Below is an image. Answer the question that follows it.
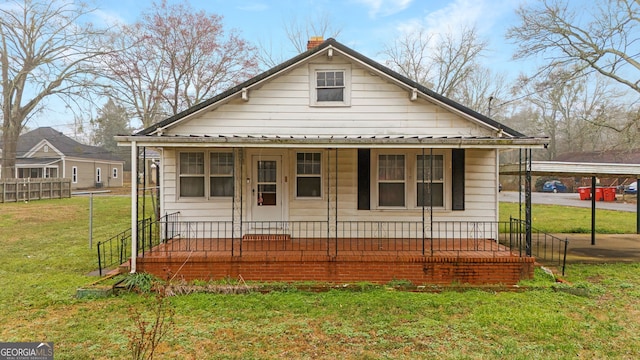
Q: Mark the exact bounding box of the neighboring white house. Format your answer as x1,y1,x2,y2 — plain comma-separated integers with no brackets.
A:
0,127,125,189
116,38,545,248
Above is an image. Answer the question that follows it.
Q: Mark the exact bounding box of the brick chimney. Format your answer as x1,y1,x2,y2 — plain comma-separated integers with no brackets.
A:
307,36,324,50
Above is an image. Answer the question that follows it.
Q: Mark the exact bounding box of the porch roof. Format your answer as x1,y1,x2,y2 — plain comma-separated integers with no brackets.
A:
15,158,60,167
116,134,547,149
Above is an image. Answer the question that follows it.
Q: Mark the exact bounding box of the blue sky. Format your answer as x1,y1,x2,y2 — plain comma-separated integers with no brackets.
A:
37,0,537,133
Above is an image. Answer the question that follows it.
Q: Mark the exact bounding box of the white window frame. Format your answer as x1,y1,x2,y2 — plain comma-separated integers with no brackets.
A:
295,152,322,199
209,152,234,198
72,166,78,184
376,153,406,208
96,167,102,183
112,167,118,179
309,64,351,107
371,150,450,210
177,150,235,200
178,151,206,198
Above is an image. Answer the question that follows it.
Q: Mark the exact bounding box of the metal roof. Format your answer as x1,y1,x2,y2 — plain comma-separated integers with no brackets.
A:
116,133,546,149
500,161,640,177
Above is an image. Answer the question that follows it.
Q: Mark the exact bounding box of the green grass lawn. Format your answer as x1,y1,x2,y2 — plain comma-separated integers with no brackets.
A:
1,197,640,359
500,202,638,234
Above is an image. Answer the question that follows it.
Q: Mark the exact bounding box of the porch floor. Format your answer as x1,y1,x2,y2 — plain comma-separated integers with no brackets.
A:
140,237,522,259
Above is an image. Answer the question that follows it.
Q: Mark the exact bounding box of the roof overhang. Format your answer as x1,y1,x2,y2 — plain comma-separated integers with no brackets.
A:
501,161,640,177
15,158,61,167
116,134,547,149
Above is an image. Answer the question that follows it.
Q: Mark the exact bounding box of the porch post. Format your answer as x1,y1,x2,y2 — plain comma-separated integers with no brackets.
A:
130,141,138,273
525,149,532,257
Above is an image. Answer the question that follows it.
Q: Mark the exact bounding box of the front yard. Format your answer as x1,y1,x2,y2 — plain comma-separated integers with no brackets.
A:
1,196,640,359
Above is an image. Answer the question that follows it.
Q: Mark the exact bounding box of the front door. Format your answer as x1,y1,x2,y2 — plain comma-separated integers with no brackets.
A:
251,155,283,222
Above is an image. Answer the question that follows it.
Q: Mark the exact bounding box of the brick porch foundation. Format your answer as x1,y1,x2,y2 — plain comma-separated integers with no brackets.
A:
137,254,535,285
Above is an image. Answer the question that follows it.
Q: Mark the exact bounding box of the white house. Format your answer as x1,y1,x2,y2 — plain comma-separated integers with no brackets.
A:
114,38,546,284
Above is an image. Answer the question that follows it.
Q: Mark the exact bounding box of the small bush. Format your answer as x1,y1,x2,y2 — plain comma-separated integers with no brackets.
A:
123,272,159,293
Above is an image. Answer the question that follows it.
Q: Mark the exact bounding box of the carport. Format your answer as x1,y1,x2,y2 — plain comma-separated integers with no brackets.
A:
500,160,640,245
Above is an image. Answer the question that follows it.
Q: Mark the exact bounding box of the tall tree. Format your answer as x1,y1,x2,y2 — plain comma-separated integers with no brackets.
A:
257,12,342,69
91,98,131,152
381,25,504,114
0,0,108,178
507,0,640,95
516,68,624,159
105,0,260,128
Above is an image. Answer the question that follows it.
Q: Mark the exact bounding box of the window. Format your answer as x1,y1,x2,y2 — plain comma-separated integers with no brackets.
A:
96,168,102,183
113,168,118,179
309,64,351,106
210,152,234,197
417,154,444,207
378,154,405,207
316,71,344,102
72,166,78,183
178,151,234,199
296,152,321,197
179,152,205,197
44,145,49,152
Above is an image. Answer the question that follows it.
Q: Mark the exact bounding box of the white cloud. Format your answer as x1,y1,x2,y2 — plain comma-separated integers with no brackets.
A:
92,9,127,27
354,0,413,18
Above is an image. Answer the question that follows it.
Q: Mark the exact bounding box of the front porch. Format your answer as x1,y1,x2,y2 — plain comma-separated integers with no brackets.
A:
100,215,544,285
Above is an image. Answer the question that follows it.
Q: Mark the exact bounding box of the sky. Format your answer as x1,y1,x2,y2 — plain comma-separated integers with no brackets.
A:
33,0,539,135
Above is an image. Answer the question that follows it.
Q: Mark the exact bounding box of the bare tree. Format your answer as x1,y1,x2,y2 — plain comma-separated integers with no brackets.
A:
507,0,640,95
1,0,109,178
105,0,260,128
257,12,342,69
381,28,434,88
284,12,343,53
381,26,489,100
517,68,625,159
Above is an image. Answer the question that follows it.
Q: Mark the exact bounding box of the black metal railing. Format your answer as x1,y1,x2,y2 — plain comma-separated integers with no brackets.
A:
96,212,179,276
502,217,568,275
97,217,569,276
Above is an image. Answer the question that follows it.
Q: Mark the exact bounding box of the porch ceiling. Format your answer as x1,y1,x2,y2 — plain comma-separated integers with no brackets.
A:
116,134,548,149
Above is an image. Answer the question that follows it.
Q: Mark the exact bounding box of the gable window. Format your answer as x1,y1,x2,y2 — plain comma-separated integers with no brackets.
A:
44,145,49,152
210,152,234,197
72,166,78,183
316,71,344,102
309,64,351,106
296,152,321,197
378,154,405,207
179,152,205,197
417,154,444,207
113,168,118,179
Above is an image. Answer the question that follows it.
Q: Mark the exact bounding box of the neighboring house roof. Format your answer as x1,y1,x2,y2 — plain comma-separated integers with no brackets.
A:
2,127,123,162
131,38,537,144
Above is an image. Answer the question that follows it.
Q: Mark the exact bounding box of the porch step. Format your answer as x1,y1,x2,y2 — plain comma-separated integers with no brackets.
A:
242,234,291,241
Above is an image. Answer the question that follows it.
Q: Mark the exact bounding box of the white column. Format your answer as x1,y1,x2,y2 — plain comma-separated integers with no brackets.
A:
130,141,138,273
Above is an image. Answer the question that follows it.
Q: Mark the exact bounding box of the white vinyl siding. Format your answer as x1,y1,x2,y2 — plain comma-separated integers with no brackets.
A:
165,55,493,138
